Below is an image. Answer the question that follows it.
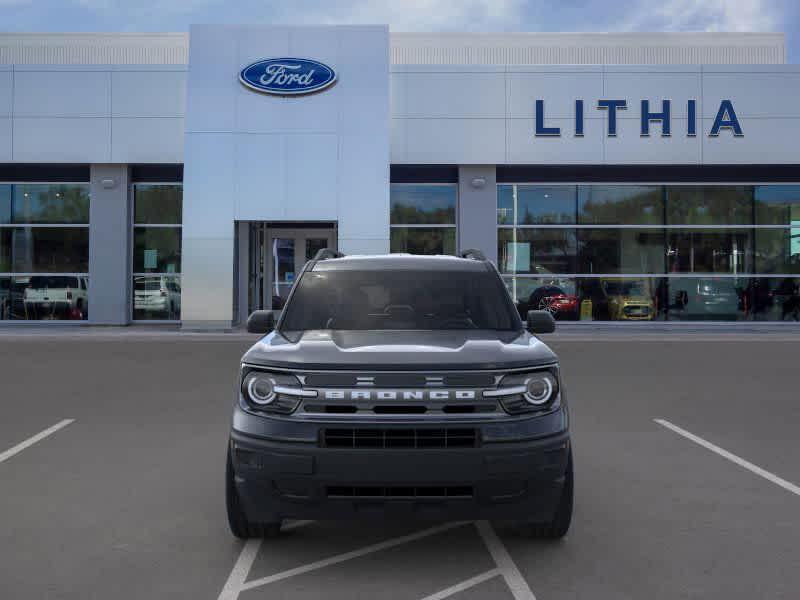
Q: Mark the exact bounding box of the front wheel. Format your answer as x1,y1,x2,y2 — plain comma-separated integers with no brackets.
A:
226,445,281,539
521,449,573,539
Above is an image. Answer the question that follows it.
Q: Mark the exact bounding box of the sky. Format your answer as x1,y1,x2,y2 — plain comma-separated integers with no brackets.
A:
0,0,797,62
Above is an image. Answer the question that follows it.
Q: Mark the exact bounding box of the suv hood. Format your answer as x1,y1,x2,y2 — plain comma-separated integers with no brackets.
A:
242,330,557,371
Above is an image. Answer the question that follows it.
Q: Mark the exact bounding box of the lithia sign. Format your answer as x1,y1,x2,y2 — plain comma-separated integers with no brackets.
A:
535,99,743,138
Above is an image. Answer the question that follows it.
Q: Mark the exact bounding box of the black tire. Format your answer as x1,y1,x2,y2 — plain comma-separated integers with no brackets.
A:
226,446,281,539
521,449,573,539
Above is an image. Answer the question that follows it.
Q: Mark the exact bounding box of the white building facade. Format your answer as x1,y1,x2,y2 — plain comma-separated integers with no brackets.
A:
0,28,798,326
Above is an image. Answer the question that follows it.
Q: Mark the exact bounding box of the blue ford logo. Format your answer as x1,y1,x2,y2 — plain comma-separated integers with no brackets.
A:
239,58,337,96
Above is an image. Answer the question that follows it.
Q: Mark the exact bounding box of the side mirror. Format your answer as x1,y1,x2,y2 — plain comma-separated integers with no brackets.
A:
527,310,556,334
246,310,281,334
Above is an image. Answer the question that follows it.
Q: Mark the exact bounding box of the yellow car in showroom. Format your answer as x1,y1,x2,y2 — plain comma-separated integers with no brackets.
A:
600,279,655,321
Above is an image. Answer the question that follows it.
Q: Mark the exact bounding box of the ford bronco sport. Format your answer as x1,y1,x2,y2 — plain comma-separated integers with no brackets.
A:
227,249,573,539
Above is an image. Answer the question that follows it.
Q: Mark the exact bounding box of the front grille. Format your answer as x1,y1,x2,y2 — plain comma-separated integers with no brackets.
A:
303,373,496,388
326,485,473,499
322,428,479,448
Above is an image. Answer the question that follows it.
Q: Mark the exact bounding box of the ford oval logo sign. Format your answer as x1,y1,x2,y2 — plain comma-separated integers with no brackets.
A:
239,58,337,96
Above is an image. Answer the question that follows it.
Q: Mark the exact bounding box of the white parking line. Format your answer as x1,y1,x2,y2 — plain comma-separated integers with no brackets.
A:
239,521,469,592
217,520,313,600
475,521,537,600
0,419,75,464
419,568,500,600
655,418,800,497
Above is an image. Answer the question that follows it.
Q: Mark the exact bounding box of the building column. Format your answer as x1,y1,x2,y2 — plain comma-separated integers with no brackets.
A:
457,166,498,264
88,164,131,325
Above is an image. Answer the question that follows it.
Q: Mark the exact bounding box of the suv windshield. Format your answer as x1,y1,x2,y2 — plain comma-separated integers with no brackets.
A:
281,269,520,332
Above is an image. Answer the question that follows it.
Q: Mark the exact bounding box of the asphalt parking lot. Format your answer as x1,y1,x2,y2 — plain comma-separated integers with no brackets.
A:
1,329,799,599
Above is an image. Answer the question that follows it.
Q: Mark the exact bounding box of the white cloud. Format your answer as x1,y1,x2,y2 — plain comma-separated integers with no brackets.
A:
622,0,780,32
282,0,524,31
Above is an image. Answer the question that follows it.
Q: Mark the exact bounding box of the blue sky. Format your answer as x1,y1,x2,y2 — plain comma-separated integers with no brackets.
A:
1,0,798,62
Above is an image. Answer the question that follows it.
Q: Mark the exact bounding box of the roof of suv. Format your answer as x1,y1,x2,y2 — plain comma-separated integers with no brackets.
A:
311,254,491,272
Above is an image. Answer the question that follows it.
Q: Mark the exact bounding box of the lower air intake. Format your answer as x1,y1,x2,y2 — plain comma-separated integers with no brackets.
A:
322,428,479,448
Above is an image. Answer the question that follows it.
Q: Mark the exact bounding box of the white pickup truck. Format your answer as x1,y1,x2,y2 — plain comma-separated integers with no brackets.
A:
23,275,88,320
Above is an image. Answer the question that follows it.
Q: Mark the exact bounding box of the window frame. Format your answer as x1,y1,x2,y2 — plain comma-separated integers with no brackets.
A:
130,182,183,323
497,182,800,322
0,181,90,323
389,182,459,256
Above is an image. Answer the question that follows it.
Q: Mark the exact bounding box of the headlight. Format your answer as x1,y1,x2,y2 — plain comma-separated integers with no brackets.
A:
489,367,560,414
524,373,556,405
244,372,276,405
240,368,313,414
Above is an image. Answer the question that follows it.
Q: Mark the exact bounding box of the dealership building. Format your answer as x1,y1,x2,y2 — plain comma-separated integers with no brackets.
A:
0,27,799,327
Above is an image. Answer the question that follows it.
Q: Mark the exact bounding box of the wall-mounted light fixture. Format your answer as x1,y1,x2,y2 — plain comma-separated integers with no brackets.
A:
470,177,487,189
101,178,116,189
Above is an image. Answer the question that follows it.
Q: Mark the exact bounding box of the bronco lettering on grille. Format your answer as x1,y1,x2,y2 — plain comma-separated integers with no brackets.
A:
322,390,477,401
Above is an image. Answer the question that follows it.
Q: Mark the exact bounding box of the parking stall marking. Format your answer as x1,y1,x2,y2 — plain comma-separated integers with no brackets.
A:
217,520,314,600
238,521,468,593
419,568,501,600
0,419,75,465
655,419,800,497
475,521,537,600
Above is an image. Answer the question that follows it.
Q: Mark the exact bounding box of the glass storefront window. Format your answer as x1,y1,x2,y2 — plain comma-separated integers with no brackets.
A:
0,183,90,321
755,228,800,274
390,227,456,255
666,277,747,321
498,228,577,274
516,185,576,225
0,183,89,321
666,229,753,274
1,228,90,273
1,184,90,225
754,185,800,225
666,186,752,225
390,184,456,255
133,228,181,273
578,185,663,225
133,185,182,225
133,275,181,320
745,277,800,321
132,184,182,320
391,184,456,225
578,229,665,274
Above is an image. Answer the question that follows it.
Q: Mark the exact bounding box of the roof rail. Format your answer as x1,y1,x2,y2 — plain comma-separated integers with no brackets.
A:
313,248,345,261
459,248,487,261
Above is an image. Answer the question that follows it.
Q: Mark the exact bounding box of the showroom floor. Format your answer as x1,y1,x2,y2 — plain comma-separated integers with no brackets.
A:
0,332,798,599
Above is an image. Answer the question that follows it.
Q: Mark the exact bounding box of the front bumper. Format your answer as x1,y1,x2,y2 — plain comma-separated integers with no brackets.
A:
230,408,570,522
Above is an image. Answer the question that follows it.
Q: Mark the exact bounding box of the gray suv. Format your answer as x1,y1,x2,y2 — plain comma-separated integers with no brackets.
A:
227,250,572,539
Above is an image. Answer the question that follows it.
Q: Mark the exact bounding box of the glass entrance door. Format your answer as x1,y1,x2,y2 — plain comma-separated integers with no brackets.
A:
251,227,335,312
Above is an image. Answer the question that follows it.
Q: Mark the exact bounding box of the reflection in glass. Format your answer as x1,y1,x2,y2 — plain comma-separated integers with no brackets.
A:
133,227,181,273
755,228,800,274
754,185,800,225
504,277,579,321
666,229,752,274
516,185,576,225
578,229,665,274
390,227,456,255
1,228,90,273
578,277,664,321
578,185,662,225
0,275,89,321
2,184,90,224
273,238,295,284
667,277,746,321
497,229,577,274
390,184,456,225
305,238,328,261
747,277,800,321
133,275,181,320
134,185,183,225
666,186,752,225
